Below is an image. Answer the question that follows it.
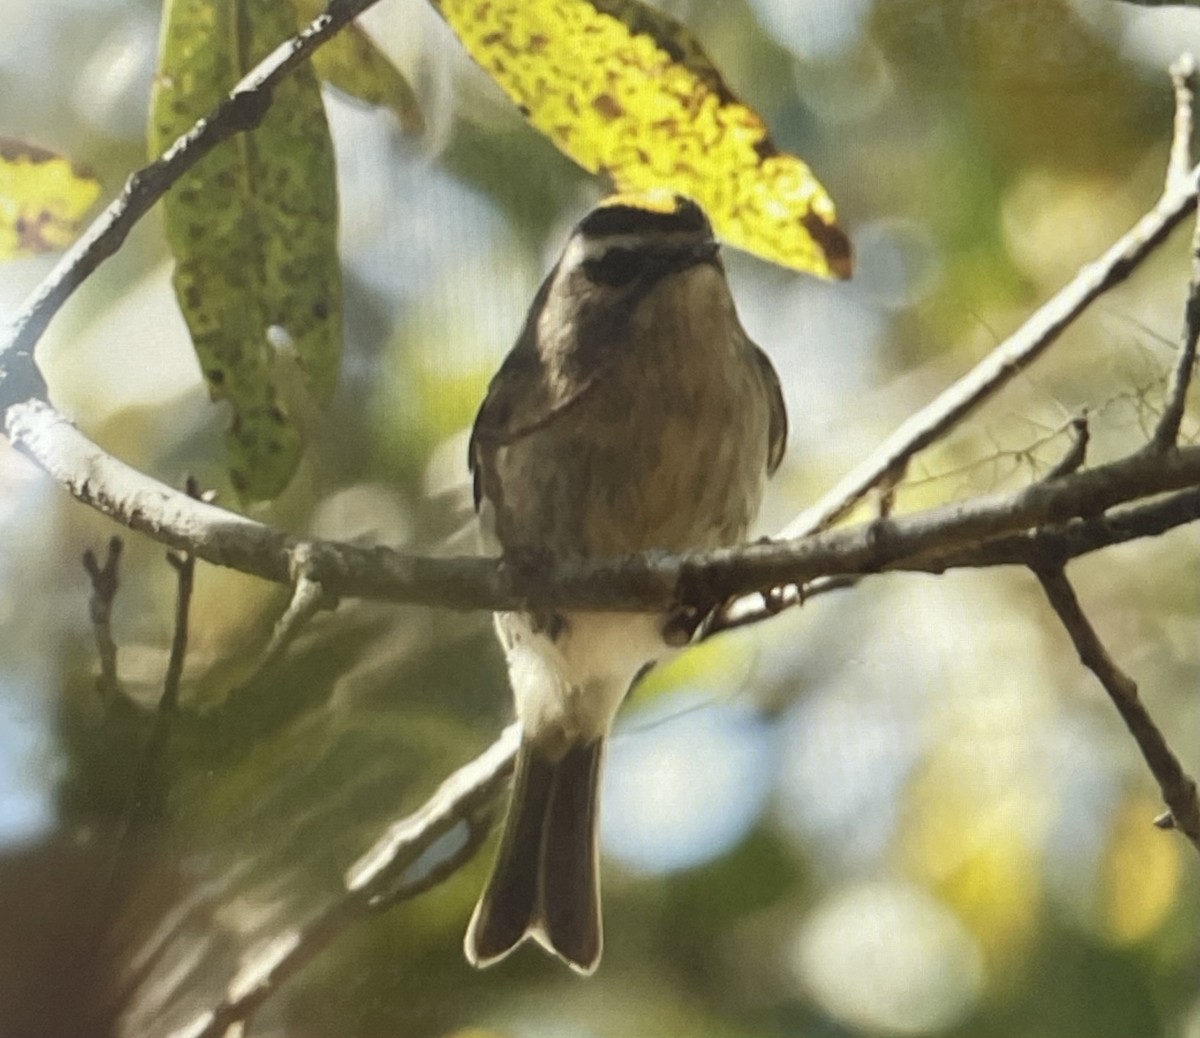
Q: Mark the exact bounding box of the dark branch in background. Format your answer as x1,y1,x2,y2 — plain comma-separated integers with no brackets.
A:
89,492,199,982
176,726,520,1038
82,535,124,705
109,482,199,848
1034,566,1200,853
156,477,200,742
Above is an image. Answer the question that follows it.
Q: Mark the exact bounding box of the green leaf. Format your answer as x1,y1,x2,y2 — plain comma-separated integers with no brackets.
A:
0,138,101,259
292,0,423,134
150,0,342,501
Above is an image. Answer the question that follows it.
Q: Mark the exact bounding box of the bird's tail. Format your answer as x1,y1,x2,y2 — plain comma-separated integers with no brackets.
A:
464,737,604,974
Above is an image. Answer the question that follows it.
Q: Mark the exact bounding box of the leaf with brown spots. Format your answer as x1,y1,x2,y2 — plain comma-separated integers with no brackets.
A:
150,0,342,501
0,139,101,259
429,0,851,277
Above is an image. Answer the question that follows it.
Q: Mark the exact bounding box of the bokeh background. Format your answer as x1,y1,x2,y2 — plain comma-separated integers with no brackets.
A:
1,0,1198,1035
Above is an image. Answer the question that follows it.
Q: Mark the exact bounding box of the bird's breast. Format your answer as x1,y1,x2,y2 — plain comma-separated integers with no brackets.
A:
487,273,773,559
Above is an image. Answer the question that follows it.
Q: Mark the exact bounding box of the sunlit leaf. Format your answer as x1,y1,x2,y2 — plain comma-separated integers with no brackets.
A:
0,138,101,259
431,0,852,277
292,0,423,133
150,0,342,501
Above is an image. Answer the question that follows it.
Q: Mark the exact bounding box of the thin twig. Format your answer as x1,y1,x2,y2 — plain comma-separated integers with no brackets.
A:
82,535,124,704
1168,54,1196,191
1153,120,1200,450
156,477,200,737
778,66,1200,541
259,545,334,671
88,488,200,983
1034,565,1200,854
1043,415,1090,481
113,481,199,837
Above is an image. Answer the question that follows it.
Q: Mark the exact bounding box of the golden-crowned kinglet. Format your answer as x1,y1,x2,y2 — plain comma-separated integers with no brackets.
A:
464,194,787,974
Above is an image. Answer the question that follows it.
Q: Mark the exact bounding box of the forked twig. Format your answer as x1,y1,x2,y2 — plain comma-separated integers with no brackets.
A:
82,535,124,703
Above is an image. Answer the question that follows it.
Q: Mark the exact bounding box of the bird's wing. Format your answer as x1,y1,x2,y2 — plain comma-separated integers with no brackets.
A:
752,344,789,475
468,270,600,511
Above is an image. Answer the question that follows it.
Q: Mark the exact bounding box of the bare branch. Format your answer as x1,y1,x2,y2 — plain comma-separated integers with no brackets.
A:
708,485,1200,631
1043,415,1090,481
913,485,1200,570
174,725,520,1038
157,476,201,725
256,544,335,677
1153,133,1200,450
7,396,1200,612
1168,54,1196,191
82,535,124,704
1034,566,1200,854
779,157,1200,540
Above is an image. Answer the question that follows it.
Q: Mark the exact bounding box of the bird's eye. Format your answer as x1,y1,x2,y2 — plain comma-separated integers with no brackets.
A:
584,247,645,287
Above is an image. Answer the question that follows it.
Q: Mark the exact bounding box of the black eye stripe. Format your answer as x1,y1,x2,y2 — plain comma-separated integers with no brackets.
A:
583,247,645,286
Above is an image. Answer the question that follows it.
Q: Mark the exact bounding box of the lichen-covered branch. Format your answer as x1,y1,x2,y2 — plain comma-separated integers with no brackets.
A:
8,395,1200,613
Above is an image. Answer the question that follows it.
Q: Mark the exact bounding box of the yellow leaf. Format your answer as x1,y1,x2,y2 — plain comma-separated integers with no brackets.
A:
431,0,852,278
0,138,101,260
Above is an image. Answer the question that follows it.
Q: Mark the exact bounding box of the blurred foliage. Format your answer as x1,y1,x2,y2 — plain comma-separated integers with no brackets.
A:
0,1,1198,1037
293,0,425,134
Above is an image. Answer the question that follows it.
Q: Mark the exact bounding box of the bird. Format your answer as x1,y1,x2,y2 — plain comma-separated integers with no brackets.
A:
463,192,787,975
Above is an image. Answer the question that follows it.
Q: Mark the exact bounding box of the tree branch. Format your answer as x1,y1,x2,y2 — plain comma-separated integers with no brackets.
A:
779,158,1200,539
1153,63,1200,450
6,397,1199,611
82,535,124,705
709,486,1200,631
174,725,520,1038
1034,566,1200,854
1167,54,1197,191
